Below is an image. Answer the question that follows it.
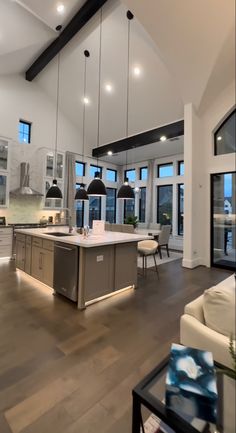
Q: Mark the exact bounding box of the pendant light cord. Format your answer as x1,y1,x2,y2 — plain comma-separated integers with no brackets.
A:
97,7,103,168
125,12,132,173
54,46,61,179
82,53,88,164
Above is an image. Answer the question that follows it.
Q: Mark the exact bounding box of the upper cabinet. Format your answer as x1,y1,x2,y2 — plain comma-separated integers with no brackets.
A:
0,138,9,207
43,151,65,209
0,139,9,171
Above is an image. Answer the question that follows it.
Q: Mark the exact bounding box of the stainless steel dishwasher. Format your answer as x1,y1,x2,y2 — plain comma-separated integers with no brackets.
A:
53,242,79,301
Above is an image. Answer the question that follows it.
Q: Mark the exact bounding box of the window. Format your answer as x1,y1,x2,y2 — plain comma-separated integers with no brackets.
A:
0,175,7,206
157,185,173,227
76,161,85,177
140,167,148,181
214,110,236,155
139,187,146,222
18,120,31,143
158,163,173,178
178,184,184,235
178,161,184,176
106,188,116,223
125,169,136,182
75,184,85,227
106,168,117,182
124,195,135,222
89,196,101,228
90,164,102,178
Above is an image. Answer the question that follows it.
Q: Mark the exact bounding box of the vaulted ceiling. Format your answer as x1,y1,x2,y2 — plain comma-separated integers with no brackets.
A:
0,0,234,158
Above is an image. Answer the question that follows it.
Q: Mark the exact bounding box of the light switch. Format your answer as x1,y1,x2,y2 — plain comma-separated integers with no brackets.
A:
97,255,104,262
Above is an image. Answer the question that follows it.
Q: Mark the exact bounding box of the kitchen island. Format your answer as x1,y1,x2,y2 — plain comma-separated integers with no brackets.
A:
15,226,150,309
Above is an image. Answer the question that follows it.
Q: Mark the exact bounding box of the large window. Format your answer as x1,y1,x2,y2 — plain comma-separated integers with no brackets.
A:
178,184,184,235
75,184,84,228
125,169,136,182
157,185,173,227
158,163,173,178
106,169,117,182
90,164,102,178
214,110,236,155
178,161,184,176
211,172,236,270
106,188,116,223
140,167,148,181
139,187,146,222
89,196,101,228
124,196,135,222
76,161,85,177
18,120,31,144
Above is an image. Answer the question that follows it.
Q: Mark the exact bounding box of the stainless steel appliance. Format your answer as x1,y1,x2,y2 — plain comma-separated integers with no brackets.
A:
53,242,79,302
10,162,43,197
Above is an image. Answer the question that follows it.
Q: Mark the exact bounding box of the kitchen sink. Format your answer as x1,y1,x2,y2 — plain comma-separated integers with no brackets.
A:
43,232,74,237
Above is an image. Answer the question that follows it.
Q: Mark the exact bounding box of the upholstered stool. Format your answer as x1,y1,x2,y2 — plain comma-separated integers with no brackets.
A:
137,240,159,277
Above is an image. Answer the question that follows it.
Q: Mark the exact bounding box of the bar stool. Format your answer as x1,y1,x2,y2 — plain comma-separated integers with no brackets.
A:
137,240,159,278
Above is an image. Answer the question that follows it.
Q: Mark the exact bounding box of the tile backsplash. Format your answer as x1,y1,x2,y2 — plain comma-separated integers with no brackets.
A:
0,196,58,224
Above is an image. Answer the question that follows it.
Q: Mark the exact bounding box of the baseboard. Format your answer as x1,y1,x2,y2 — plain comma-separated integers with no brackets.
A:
182,257,204,268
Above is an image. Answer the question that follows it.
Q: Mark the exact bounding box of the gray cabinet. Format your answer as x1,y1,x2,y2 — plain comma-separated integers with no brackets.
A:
15,234,26,271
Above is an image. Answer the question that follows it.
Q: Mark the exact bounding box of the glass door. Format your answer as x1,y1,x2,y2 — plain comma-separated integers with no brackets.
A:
211,172,236,270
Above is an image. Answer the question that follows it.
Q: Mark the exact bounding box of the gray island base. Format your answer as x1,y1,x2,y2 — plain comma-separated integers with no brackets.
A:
15,227,150,309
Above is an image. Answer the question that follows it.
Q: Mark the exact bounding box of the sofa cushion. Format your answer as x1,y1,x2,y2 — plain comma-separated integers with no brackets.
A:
203,275,235,338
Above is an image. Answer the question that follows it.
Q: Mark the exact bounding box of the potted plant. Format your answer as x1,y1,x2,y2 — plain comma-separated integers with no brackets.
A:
218,335,236,380
124,215,139,228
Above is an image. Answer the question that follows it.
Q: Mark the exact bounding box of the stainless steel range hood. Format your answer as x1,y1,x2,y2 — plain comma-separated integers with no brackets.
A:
10,162,43,197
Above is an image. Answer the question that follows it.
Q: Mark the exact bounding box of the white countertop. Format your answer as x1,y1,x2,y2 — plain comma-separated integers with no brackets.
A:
15,226,151,248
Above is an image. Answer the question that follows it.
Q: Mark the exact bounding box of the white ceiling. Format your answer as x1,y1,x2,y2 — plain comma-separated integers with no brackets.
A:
122,0,235,111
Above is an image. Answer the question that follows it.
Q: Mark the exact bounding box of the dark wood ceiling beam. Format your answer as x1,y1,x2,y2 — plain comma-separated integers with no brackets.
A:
92,120,184,158
25,0,108,81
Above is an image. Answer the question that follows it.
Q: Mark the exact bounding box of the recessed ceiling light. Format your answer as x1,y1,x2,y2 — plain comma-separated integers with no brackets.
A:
57,4,65,13
105,83,113,93
133,66,141,76
107,150,113,156
160,136,167,142
83,97,89,105
217,136,222,141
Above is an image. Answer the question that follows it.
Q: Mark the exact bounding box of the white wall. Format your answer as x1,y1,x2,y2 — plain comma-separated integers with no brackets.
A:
183,81,235,268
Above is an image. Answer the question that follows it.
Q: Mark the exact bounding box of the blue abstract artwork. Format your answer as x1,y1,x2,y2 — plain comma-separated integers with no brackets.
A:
166,344,218,423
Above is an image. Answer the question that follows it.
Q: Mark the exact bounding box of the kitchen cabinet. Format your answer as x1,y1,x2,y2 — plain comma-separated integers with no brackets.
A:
16,234,25,270
0,227,13,258
44,151,64,210
31,237,54,286
25,236,32,274
0,138,9,208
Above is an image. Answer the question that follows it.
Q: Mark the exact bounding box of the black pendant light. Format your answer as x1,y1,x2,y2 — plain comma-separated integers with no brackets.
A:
87,8,107,197
75,50,89,201
117,11,134,200
46,25,63,200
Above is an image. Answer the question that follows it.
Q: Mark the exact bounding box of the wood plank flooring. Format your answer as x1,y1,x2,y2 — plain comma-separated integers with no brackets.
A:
0,258,230,433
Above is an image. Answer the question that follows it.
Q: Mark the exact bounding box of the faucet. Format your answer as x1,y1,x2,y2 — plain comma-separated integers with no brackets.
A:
60,208,73,233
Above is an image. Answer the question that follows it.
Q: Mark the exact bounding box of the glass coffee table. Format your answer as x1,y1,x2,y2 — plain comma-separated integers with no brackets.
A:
132,356,235,433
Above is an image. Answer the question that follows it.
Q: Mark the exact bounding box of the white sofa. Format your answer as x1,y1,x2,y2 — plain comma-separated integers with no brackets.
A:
180,274,235,369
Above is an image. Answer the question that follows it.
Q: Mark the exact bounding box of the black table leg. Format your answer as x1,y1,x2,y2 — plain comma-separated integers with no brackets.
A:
132,393,142,433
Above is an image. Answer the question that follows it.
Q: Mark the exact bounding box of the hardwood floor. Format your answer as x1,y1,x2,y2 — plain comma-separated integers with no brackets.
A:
0,258,230,433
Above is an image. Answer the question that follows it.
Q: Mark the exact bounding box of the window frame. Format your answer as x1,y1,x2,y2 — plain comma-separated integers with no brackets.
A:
124,168,136,182
156,184,173,226
157,163,174,178
123,194,135,222
139,166,148,181
106,187,117,223
178,161,184,176
89,196,102,228
18,119,32,144
106,168,117,182
75,183,85,227
75,161,86,177
177,183,184,236
89,164,103,178
214,109,236,156
139,187,146,223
